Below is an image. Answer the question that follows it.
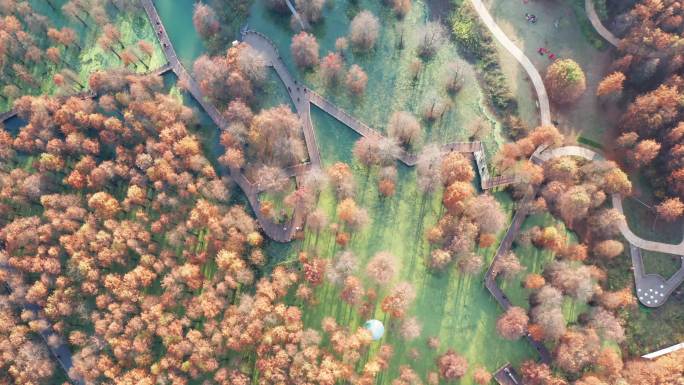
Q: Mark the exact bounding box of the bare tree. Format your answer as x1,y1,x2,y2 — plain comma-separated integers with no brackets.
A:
349,10,380,51
387,111,421,147
417,22,446,58
291,32,319,68
295,0,325,24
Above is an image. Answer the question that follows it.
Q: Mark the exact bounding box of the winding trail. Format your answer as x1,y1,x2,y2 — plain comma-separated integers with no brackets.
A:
242,30,507,191
142,0,305,243
469,0,551,127
585,0,620,47
535,147,684,307
469,0,684,309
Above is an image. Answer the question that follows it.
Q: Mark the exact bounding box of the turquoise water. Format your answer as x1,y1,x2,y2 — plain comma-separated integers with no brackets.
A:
156,0,207,67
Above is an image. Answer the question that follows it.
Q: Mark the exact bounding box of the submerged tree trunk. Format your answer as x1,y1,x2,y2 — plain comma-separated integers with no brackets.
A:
73,13,88,28
131,50,149,70
109,47,121,60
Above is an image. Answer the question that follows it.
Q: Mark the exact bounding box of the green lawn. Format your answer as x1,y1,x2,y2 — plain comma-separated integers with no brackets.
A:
621,197,683,245
246,0,507,154
642,250,682,280
267,108,537,383
487,0,616,143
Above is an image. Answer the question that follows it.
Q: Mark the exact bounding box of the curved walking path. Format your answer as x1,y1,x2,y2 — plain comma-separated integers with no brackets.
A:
612,194,684,255
469,0,551,127
142,0,306,243
242,30,505,190
629,244,684,308
585,0,620,47
537,146,684,306
469,0,684,308
485,146,552,363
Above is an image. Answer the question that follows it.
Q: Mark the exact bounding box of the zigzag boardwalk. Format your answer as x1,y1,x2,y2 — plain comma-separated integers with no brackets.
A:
142,1,305,243
242,30,321,167
483,186,552,364
308,89,483,166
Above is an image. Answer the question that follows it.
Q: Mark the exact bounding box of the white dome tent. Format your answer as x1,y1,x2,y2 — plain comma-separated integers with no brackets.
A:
363,319,384,341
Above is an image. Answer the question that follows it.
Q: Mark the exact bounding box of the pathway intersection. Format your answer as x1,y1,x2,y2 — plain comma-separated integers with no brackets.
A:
469,0,684,309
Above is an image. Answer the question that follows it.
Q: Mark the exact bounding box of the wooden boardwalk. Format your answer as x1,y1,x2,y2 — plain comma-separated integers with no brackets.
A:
493,363,524,385
484,182,552,364
142,0,306,243
242,30,321,167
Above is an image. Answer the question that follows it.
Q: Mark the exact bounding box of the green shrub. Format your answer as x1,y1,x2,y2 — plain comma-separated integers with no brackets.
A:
450,2,516,114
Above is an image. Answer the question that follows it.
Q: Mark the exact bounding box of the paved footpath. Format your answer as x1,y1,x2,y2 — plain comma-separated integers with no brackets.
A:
629,244,684,307
469,0,684,308
469,0,551,127
585,0,620,47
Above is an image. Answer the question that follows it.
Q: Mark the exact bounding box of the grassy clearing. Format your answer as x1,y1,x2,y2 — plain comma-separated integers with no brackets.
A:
621,197,683,245
246,0,507,154
155,0,208,67
564,0,608,50
641,250,682,280
487,0,615,143
266,108,537,383
624,297,684,356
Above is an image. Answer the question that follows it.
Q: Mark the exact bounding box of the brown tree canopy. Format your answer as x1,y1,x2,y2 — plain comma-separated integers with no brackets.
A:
436,349,468,380
656,197,684,222
496,306,529,340
291,31,319,68
596,71,625,97
247,104,306,166
387,110,421,147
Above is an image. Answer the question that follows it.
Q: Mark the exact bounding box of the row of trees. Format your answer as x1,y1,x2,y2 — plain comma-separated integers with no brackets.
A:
488,126,682,383
597,0,684,205
1,0,156,109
